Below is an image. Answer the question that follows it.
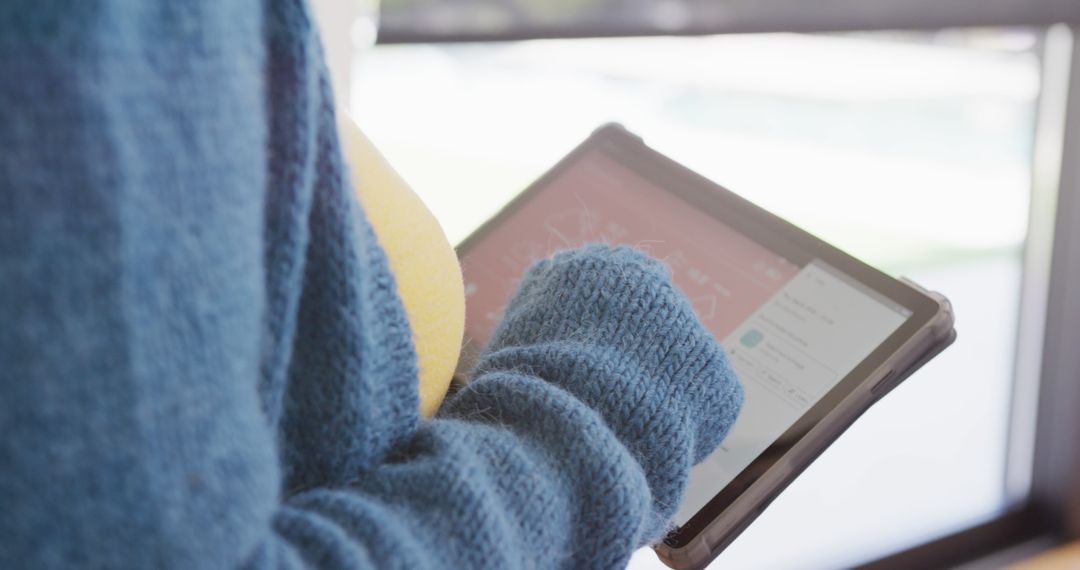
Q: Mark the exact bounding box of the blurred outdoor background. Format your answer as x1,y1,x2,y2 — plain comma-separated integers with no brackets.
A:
312,1,1076,568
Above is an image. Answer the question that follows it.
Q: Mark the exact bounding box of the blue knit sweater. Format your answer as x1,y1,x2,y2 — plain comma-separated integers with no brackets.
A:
0,2,743,569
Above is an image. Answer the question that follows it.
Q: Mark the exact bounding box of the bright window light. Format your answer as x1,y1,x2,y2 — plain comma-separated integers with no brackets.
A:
351,30,1039,568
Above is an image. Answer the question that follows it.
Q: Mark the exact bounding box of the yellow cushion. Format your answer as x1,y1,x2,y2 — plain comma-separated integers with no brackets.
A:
338,114,464,417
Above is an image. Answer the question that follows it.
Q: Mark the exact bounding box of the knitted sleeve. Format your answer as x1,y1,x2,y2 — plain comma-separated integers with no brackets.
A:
261,246,743,570
0,2,742,569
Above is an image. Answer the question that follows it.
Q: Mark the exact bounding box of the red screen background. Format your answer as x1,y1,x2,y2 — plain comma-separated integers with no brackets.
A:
460,152,801,345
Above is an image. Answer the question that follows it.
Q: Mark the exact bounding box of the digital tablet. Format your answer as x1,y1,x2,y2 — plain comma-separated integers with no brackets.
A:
454,124,956,570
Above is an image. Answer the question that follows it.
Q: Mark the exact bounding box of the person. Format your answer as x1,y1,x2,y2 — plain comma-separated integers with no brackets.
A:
0,2,743,569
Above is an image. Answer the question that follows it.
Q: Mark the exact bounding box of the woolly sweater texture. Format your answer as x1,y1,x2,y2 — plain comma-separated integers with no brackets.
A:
0,2,743,569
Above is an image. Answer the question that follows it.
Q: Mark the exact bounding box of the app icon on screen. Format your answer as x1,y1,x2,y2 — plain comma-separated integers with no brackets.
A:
740,329,764,348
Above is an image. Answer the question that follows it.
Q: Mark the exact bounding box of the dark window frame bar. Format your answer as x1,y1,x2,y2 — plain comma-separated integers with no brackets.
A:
376,1,1080,44
376,21,1033,45
1030,23,1080,542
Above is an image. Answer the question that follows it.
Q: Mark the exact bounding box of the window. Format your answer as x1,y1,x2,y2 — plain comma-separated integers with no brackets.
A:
312,0,1080,566
347,30,1041,568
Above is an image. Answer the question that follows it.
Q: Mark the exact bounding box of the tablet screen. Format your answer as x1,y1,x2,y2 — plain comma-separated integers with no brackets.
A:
459,146,913,529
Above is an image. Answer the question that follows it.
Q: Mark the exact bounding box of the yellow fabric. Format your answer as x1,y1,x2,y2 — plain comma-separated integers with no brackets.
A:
339,114,464,417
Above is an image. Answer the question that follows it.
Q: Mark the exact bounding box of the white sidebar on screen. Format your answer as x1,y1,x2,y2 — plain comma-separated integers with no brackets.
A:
675,261,911,525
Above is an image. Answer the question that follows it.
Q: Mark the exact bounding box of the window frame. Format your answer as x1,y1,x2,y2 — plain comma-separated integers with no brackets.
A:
1029,23,1080,544
375,0,1080,44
